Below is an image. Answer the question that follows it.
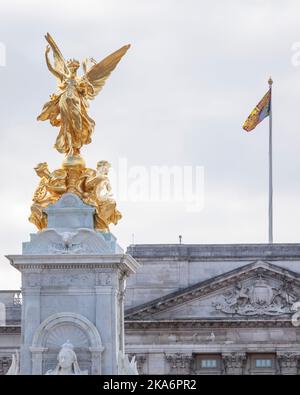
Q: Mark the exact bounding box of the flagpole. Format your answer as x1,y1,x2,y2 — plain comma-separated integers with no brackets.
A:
268,77,273,243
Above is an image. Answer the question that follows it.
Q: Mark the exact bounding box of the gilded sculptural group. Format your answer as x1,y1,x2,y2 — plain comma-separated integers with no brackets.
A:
30,33,128,232
29,160,121,232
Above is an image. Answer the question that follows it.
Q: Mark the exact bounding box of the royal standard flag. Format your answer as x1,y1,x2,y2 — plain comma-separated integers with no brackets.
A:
243,89,271,132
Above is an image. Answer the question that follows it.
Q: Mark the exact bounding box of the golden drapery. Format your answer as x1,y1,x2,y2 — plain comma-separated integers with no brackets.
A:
37,78,95,155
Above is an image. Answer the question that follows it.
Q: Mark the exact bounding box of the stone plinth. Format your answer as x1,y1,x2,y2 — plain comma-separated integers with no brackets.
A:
44,193,95,231
23,194,123,255
6,193,140,374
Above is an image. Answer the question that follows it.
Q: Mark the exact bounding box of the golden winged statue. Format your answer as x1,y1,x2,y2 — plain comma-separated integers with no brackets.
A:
37,33,130,157
29,34,127,232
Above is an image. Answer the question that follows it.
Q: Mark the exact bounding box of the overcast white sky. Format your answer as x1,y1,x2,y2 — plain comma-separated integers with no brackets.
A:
1,0,300,289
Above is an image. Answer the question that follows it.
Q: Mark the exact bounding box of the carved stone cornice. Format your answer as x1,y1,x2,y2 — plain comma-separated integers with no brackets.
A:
3,319,295,332
6,254,140,275
127,243,300,261
125,319,294,330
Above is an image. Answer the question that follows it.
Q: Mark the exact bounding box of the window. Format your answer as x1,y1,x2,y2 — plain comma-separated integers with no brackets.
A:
194,354,221,374
249,354,276,375
201,359,217,369
255,359,272,368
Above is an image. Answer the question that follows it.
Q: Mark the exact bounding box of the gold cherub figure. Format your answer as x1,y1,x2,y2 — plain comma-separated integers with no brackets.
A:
37,33,130,157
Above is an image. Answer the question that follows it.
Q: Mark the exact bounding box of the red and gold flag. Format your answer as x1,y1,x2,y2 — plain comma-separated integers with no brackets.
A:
243,89,271,132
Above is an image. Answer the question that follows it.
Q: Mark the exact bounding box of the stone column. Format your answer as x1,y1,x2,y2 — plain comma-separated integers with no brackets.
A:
277,352,299,375
222,352,246,375
20,284,41,374
89,346,105,375
118,271,127,356
30,347,48,375
94,281,119,374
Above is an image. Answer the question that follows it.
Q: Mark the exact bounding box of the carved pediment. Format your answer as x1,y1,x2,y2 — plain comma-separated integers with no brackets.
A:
213,275,297,317
125,261,300,320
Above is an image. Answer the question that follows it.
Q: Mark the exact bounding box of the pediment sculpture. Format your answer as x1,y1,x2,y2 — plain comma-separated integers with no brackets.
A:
213,276,299,316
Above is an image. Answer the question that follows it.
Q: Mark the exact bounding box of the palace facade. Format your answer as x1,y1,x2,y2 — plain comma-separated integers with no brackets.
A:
1,243,300,375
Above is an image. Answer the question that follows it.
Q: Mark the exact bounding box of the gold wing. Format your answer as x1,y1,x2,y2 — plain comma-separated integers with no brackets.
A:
45,32,69,80
85,44,130,99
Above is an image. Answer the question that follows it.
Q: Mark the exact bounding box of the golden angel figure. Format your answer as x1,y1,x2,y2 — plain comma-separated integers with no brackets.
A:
37,33,130,156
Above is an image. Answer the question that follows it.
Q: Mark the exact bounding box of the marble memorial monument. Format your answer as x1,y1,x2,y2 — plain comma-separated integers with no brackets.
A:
5,33,140,375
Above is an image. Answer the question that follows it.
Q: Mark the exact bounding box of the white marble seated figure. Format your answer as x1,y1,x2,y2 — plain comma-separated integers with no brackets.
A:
46,340,88,375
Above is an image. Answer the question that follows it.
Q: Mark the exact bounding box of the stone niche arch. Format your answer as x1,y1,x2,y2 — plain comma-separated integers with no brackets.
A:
30,312,104,375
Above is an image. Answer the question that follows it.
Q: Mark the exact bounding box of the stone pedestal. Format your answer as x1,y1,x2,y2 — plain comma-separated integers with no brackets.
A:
6,193,140,375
